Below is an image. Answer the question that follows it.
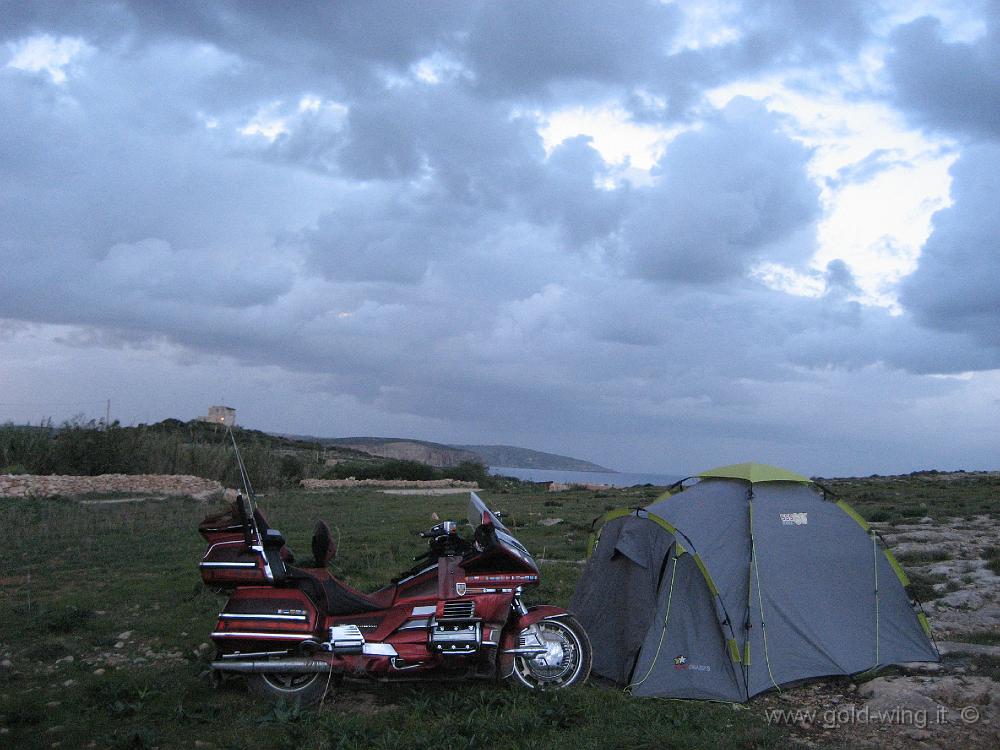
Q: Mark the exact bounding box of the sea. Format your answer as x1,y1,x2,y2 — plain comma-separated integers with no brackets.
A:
488,466,683,488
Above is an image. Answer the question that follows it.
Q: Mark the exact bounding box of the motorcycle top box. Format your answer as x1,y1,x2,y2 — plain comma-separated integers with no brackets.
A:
199,486,592,704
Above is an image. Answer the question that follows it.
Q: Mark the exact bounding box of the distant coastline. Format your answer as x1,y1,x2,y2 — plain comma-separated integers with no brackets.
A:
489,466,682,488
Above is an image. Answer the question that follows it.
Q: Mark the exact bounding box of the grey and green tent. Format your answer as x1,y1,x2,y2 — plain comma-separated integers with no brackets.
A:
570,462,938,701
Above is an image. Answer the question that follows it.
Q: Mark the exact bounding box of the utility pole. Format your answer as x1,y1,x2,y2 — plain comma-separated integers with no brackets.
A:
105,399,111,430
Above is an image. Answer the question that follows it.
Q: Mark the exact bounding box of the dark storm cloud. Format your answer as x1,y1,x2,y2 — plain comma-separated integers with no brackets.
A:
302,85,624,282
625,0,874,122
823,259,860,297
883,4,1000,365
464,0,682,96
337,86,545,199
2,1,998,474
887,10,1000,141
624,100,819,283
899,144,1000,350
1,0,471,95
728,0,871,67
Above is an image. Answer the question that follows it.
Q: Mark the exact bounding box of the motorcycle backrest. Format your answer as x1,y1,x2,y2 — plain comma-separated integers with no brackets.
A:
312,520,337,567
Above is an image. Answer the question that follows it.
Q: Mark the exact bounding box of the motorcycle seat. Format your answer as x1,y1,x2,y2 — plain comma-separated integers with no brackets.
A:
283,566,383,616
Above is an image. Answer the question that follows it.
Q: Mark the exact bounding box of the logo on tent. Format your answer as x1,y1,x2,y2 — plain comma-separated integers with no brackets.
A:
673,655,710,672
780,512,808,526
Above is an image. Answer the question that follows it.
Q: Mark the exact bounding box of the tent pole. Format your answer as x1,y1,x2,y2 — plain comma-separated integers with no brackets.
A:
873,530,880,669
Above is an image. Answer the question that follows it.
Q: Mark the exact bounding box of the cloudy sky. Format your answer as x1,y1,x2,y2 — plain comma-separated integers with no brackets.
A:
2,1,999,476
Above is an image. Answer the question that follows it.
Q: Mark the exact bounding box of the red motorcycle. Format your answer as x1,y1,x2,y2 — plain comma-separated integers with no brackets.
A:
198,490,592,703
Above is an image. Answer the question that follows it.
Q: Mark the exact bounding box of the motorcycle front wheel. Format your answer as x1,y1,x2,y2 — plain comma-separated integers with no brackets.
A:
509,615,592,690
247,671,330,705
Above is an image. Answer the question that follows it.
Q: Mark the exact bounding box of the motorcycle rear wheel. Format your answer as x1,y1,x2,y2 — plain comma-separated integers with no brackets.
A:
509,615,592,690
247,671,330,705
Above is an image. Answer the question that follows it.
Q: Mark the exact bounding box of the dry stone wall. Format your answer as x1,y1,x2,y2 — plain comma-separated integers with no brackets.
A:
0,474,225,499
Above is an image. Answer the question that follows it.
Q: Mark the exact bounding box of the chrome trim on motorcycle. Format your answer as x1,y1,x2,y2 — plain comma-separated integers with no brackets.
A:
390,657,426,671
511,587,529,617
323,624,365,653
211,632,314,641
441,600,475,619
219,613,308,622
429,621,482,654
211,658,333,674
251,544,274,582
398,618,430,631
220,649,289,659
362,643,398,656
502,646,549,656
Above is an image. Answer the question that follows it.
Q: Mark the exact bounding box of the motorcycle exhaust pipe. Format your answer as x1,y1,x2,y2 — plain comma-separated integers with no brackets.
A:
211,658,334,674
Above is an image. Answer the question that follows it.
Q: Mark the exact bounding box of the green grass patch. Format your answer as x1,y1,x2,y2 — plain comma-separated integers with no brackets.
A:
0,484,787,749
821,473,1000,523
2,472,996,747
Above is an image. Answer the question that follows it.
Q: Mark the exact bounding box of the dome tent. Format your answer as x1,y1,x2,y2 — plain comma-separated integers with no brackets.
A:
569,462,938,701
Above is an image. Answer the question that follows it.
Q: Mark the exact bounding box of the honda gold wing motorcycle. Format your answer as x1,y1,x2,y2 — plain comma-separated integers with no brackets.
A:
198,488,592,703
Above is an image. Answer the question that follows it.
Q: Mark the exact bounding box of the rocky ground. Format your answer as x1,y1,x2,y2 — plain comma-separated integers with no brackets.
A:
757,514,1000,749
883,515,1000,637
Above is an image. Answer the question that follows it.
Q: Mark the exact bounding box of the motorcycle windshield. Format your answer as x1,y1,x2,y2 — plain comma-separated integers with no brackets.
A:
467,492,538,572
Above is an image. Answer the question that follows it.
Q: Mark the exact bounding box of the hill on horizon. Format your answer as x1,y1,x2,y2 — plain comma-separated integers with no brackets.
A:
284,434,614,472
454,444,613,472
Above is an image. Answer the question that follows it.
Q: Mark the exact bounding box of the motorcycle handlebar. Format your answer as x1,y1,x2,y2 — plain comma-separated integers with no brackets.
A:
419,520,457,538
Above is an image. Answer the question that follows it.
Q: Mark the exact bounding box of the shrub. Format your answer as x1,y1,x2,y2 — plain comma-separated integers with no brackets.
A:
895,549,951,565
324,459,441,481
278,454,305,484
865,509,894,522
442,461,489,485
905,570,946,601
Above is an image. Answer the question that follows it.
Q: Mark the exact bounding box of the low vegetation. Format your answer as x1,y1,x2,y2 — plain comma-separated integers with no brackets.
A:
0,419,505,492
817,472,1000,523
322,458,493,486
2,464,995,747
981,545,1000,576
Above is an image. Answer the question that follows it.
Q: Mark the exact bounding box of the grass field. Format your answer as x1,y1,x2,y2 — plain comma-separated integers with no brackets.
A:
1,476,995,749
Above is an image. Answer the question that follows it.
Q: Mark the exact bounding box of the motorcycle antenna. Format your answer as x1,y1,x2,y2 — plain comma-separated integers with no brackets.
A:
226,425,257,510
